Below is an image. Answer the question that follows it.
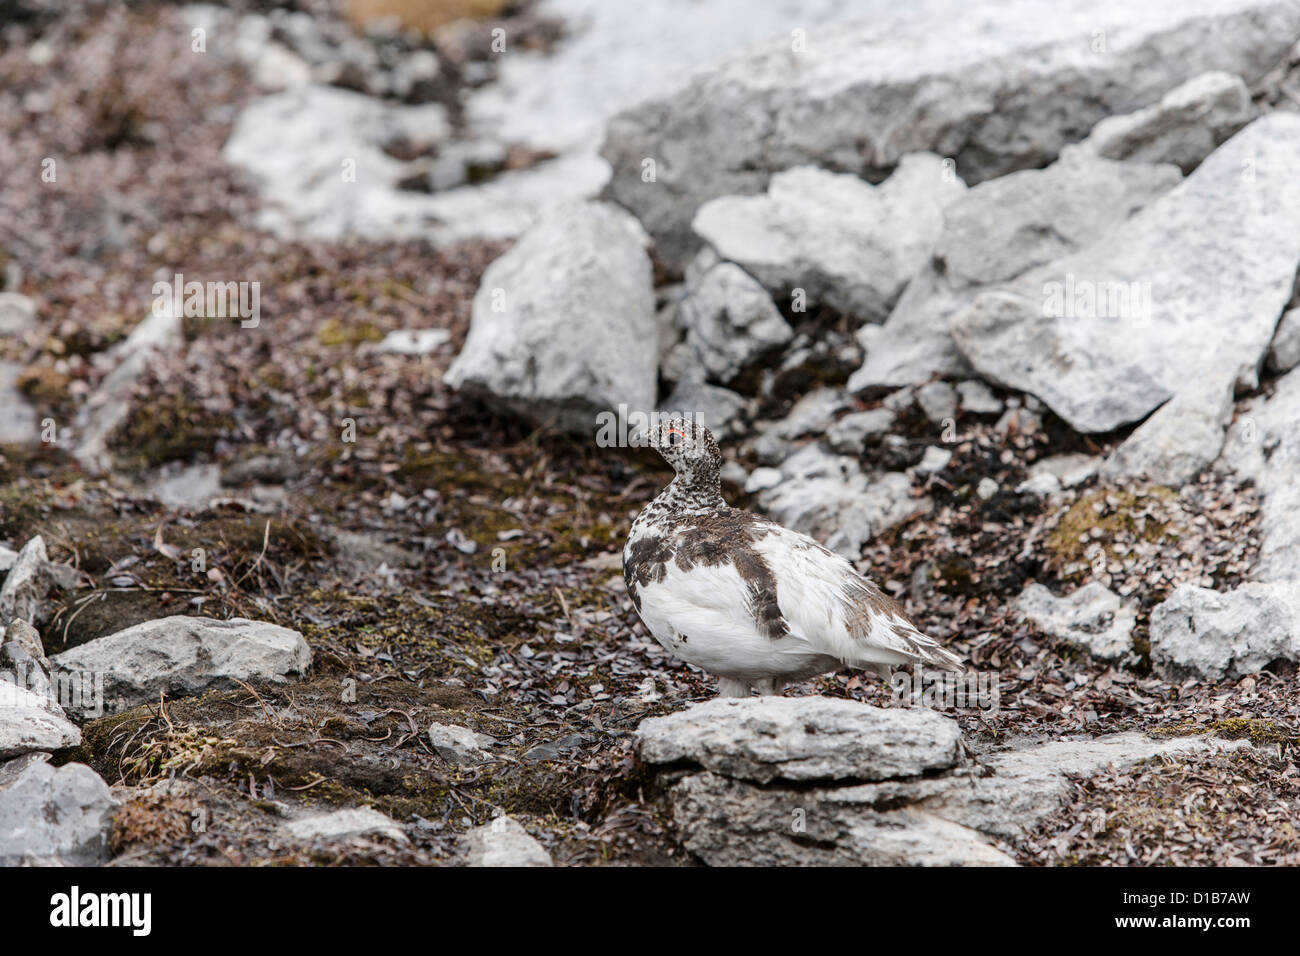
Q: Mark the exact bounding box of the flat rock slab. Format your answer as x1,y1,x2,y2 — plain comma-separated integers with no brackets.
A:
50,616,312,708
282,807,408,844
669,771,1015,866
951,113,1300,433
601,0,1300,272
0,680,80,759
634,697,962,783
0,752,117,865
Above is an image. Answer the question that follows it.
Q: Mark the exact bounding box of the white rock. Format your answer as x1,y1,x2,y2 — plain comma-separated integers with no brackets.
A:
1017,582,1136,661
635,697,963,783
1029,453,1101,489
952,114,1300,434
1015,473,1061,497
1149,582,1300,680
0,535,51,626
1101,373,1236,485
50,616,312,708
0,753,116,865
445,201,655,434
74,308,184,474
976,477,999,501
1079,70,1255,171
0,362,36,447
602,0,1300,272
850,152,1179,390
956,380,1003,416
916,381,958,424
427,722,498,766
693,157,965,322
283,807,408,844
826,408,896,454
743,467,783,494
1266,306,1300,373
659,377,747,440
757,444,929,559
375,329,451,355
0,681,80,759
460,816,552,867
915,447,953,474
678,262,792,383
0,292,37,336
1217,364,1300,582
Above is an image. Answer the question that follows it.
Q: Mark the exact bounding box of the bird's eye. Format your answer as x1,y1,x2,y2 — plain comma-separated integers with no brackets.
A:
667,431,683,446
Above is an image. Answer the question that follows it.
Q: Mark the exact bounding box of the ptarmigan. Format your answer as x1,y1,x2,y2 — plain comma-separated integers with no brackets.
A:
623,416,963,697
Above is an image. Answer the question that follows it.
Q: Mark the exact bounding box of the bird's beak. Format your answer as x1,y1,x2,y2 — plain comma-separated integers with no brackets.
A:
630,426,651,448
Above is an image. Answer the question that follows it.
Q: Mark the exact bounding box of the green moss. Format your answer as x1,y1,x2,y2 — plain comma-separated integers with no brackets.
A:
1150,718,1298,746
1047,487,1178,576
111,396,236,469
317,317,384,347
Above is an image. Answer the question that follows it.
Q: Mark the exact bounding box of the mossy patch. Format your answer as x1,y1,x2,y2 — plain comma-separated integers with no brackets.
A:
1151,718,1299,747
1047,487,1178,577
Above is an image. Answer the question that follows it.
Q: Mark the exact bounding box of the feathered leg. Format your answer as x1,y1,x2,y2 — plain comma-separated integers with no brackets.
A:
717,677,751,698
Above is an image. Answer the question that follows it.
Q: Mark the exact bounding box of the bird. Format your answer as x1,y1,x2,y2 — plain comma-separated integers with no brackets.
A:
623,416,963,698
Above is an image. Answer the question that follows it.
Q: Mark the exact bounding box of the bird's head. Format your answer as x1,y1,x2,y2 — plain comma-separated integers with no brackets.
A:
637,415,721,476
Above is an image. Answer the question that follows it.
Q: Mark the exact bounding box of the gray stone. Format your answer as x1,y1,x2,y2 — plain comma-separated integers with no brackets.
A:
692,157,964,322
757,444,929,560
634,697,962,784
0,362,39,446
916,381,958,424
50,616,312,708
850,151,1179,390
445,201,655,435
1218,364,1300,582
1028,453,1101,489
659,378,747,441
826,408,896,454
915,447,953,475
1266,307,1300,373
1079,70,1255,172
1101,373,1236,485
75,308,183,474
956,380,1003,416
0,293,37,336
900,732,1243,840
1149,583,1300,680
427,722,498,766
0,545,16,574
375,329,451,355
743,467,783,494
601,0,1300,272
668,771,1015,866
976,477,1000,500
283,807,408,844
0,681,79,759
1017,582,1136,661
951,114,1300,433
0,753,116,865
678,262,792,383
460,816,552,867
0,535,52,626
1016,473,1061,497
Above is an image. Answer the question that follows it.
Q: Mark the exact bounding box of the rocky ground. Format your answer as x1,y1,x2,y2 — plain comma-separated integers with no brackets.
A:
2,0,1300,867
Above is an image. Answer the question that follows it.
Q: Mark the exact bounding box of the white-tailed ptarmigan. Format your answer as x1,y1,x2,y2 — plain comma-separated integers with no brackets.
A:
623,416,963,697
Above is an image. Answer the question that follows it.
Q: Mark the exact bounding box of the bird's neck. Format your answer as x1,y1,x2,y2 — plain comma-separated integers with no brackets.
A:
656,468,725,515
